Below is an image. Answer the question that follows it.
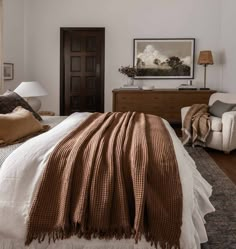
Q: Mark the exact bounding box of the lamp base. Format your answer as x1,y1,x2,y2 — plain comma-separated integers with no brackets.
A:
26,97,41,112
200,87,210,90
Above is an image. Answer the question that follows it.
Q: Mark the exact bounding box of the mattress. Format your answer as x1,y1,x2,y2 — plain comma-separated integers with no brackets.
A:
0,116,67,166
0,113,215,249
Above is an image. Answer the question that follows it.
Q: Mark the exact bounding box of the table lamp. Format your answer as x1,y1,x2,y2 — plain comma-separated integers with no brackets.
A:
14,81,48,112
197,51,214,90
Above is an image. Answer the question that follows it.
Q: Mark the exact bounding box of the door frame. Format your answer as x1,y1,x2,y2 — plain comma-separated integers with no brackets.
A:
60,27,105,115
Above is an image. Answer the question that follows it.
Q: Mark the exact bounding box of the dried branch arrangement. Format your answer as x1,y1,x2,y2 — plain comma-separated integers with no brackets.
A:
118,66,138,78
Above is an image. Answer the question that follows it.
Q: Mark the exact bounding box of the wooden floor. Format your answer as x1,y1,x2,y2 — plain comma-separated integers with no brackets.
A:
172,125,236,185
206,148,236,185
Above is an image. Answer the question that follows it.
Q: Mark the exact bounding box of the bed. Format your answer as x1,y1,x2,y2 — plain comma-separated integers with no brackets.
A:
0,116,67,166
0,112,215,249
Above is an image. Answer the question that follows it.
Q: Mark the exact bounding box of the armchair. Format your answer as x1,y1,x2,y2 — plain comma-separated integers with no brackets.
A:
181,93,236,153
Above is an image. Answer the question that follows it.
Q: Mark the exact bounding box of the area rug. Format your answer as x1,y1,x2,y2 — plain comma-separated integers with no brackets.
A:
186,146,236,249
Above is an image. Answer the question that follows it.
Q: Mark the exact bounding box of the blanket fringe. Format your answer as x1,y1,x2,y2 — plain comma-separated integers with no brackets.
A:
144,231,180,249
25,224,180,249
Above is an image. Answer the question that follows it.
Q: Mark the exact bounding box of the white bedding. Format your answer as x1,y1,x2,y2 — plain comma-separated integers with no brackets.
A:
0,113,215,249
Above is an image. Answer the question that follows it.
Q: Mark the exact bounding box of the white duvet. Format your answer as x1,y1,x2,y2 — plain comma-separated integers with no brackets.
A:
0,113,215,249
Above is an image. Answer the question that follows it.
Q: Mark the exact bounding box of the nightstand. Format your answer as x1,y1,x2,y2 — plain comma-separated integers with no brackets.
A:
38,111,55,116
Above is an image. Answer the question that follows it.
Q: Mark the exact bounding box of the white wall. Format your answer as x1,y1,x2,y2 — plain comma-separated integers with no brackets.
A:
23,0,222,114
220,0,236,93
3,0,24,91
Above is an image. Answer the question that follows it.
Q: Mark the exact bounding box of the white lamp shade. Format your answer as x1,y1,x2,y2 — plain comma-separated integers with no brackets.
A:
14,81,48,97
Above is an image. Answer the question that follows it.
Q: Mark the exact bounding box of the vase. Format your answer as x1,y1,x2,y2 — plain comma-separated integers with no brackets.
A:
127,77,134,86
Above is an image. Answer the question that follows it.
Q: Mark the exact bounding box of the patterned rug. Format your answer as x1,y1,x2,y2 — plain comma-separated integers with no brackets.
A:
186,146,236,249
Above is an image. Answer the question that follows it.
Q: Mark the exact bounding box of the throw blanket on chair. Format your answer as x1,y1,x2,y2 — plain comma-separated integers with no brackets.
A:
26,112,183,249
182,104,211,146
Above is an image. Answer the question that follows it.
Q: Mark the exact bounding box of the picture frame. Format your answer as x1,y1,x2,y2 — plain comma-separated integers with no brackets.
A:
133,38,195,79
4,63,14,80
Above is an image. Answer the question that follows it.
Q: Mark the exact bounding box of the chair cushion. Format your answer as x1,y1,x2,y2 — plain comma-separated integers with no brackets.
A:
210,116,222,132
232,106,236,111
209,100,236,118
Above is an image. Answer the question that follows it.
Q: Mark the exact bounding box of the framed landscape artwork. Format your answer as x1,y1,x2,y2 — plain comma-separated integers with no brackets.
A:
133,38,195,79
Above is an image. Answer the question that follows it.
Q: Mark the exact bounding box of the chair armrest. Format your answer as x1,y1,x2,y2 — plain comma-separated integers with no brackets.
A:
222,111,236,153
181,106,191,127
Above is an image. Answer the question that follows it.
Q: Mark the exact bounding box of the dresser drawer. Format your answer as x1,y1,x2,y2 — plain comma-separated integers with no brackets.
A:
116,93,165,104
116,104,162,113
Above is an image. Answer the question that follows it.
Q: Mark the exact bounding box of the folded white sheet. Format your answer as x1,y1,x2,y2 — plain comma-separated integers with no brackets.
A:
0,113,215,249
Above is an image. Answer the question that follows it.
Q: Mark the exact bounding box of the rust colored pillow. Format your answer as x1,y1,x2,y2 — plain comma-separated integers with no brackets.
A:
0,106,47,145
0,90,42,121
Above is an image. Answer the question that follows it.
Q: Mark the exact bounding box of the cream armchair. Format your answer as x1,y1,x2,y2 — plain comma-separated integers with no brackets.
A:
181,93,236,153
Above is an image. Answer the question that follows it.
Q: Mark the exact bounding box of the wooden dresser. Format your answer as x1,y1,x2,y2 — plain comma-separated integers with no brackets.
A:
113,89,216,124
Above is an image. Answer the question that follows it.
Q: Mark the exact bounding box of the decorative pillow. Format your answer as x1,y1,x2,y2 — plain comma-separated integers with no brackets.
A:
0,107,49,146
209,100,236,118
0,90,42,121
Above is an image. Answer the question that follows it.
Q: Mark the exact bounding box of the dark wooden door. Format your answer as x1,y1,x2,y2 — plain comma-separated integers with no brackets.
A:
60,28,105,115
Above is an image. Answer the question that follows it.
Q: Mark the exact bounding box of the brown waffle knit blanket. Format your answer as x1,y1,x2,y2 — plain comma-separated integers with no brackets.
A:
182,104,211,146
26,112,183,249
